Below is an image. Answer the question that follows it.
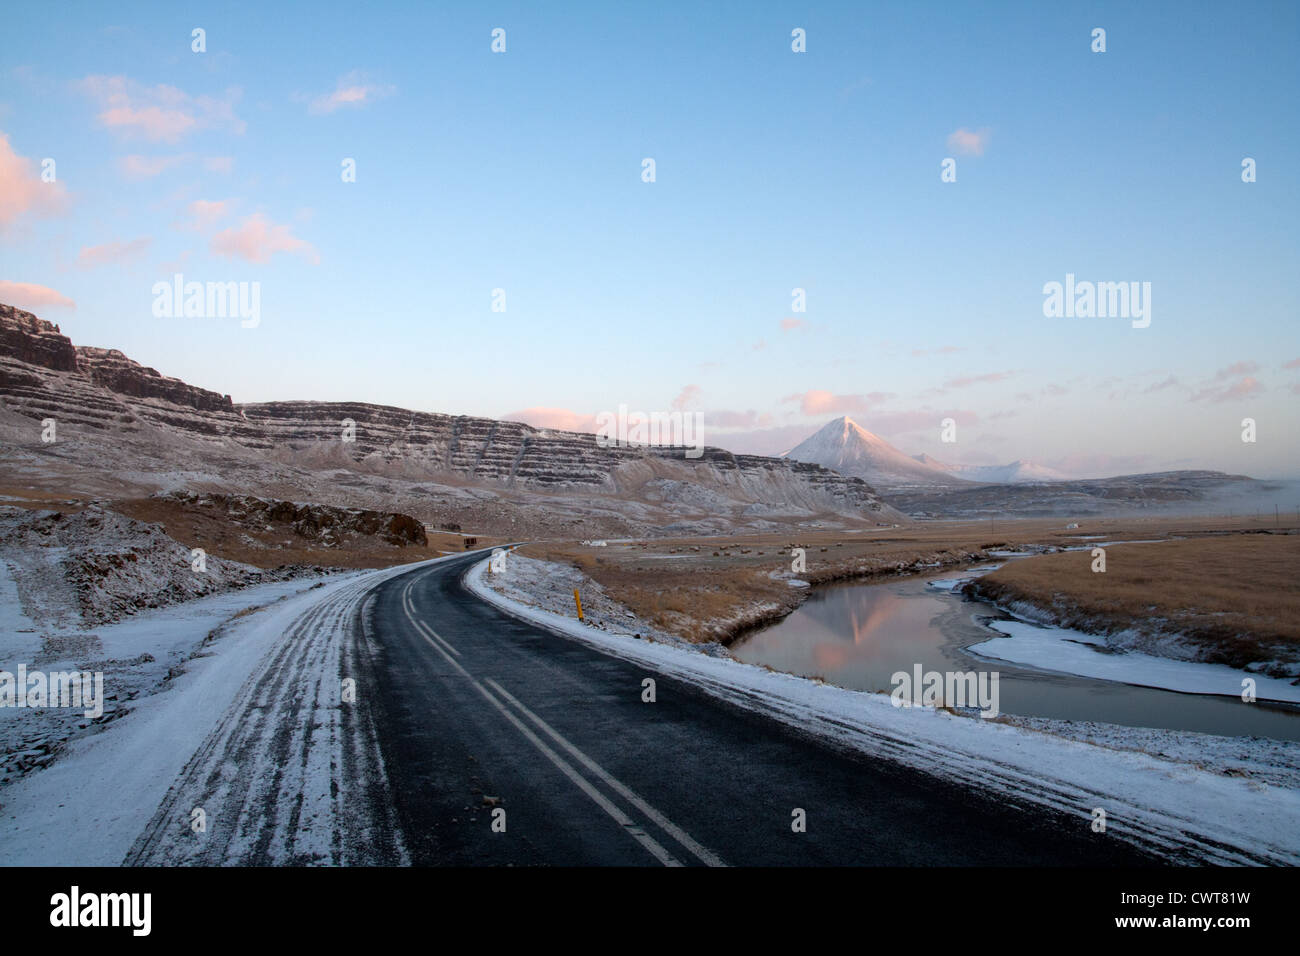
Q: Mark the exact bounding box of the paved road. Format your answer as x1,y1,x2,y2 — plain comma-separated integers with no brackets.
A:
357,552,1157,866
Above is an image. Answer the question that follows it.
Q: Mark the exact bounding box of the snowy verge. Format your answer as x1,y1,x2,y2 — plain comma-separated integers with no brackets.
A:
1,555,449,865
466,558,1300,865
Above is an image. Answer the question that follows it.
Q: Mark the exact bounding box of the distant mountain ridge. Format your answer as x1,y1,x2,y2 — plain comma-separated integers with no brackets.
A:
783,416,1248,496
911,453,1070,484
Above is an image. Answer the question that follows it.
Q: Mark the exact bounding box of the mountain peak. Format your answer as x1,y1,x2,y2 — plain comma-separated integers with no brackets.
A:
787,417,964,491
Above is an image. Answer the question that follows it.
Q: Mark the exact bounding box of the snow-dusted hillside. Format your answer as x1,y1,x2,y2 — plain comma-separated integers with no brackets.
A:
913,455,1069,484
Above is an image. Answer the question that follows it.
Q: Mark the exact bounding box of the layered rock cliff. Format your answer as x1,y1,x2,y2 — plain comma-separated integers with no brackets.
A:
0,303,895,531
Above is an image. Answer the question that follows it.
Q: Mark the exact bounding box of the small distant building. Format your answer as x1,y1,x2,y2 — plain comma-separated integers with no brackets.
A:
464,536,478,549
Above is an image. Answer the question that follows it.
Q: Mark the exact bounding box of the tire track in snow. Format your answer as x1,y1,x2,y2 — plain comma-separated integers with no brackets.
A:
124,574,409,865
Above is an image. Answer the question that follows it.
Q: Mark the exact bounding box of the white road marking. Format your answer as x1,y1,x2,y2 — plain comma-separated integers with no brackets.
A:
396,565,724,867
399,591,681,865
485,677,727,868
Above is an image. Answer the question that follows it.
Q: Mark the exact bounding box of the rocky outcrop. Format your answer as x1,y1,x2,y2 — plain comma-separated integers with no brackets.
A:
165,491,428,547
75,346,234,413
0,304,78,372
0,301,894,523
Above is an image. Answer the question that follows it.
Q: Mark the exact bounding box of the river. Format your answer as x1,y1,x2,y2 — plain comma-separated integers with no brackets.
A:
731,567,1300,741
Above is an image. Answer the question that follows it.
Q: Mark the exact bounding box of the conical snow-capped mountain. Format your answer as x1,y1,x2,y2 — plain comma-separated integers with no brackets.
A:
784,417,965,491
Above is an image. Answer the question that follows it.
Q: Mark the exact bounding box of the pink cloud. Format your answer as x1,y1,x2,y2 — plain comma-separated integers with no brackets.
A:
780,318,806,331
0,133,68,233
1216,360,1260,379
0,280,75,310
210,214,319,264
503,408,597,433
79,75,245,143
306,72,396,115
946,127,990,157
1283,357,1300,370
1192,376,1264,403
672,384,701,410
782,389,894,416
76,237,152,268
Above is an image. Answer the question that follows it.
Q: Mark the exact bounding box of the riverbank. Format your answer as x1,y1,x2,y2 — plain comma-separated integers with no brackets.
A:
516,522,1077,645
515,517,1298,649
963,533,1300,680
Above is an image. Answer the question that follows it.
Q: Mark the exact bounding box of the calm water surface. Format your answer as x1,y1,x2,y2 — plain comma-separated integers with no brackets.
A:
732,569,1300,741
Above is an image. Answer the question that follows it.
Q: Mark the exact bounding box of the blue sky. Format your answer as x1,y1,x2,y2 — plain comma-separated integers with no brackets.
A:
2,0,1297,476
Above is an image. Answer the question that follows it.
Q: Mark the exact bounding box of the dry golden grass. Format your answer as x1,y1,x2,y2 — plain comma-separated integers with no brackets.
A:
972,533,1300,669
519,518,1300,647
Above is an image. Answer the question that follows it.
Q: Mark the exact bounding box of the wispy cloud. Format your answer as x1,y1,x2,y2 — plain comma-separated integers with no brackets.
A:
77,237,152,269
1215,360,1260,379
79,75,244,143
1192,376,1264,403
303,71,395,115
671,384,701,410
210,213,318,264
946,127,990,156
780,318,807,331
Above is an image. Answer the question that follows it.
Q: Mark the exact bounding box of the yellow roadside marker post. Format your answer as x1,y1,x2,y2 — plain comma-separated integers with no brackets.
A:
573,589,584,621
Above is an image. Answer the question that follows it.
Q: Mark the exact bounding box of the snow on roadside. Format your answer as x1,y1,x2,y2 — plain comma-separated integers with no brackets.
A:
970,620,1300,703
0,504,319,629
483,551,728,655
0,557,441,865
0,561,323,787
467,557,1300,865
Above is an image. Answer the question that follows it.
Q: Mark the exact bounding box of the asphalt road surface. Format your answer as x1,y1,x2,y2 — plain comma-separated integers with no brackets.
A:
357,552,1157,866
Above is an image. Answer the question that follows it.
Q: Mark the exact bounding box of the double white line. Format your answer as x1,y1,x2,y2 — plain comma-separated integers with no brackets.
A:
400,573,725,867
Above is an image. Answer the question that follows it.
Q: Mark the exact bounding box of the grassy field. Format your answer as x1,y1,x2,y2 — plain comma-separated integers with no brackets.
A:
969,533,1300,672
519,516,1300,644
